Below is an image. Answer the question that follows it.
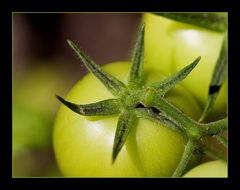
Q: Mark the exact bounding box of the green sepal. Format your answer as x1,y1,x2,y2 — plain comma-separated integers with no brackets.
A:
151,56,201,96
67,40,126,97
56,95,121,116
199,33,228,122
128,24,145,89
112,109,137,163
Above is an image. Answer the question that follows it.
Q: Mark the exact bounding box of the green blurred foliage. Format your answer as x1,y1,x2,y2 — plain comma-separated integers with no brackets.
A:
13,60,75,177
13,61,74,118
13,102,52,157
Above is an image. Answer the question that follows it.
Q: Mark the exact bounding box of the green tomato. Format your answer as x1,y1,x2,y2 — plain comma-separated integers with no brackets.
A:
143,13,174,75
143,13,227,120
54,62,202,177
170,24,227,120
183,160,227,177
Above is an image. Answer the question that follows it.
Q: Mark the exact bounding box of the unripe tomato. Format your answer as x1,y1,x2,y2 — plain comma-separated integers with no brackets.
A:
170,25,227,120
54,62,202,177
143,13,174,75
183,160,227,177
143,13,227,120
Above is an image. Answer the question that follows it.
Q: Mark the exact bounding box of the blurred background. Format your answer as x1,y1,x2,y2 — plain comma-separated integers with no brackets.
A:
12,13,142,177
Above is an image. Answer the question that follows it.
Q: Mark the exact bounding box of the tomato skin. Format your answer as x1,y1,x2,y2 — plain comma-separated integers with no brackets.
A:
54,62,202,177
183,160,227,177
170,25,227,120
143,13,174,75
143,13,227,120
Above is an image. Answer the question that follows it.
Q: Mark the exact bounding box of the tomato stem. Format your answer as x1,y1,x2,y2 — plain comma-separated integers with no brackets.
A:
201,118,228,136
151,93,199,133
172,140,196,177
135,108,185,136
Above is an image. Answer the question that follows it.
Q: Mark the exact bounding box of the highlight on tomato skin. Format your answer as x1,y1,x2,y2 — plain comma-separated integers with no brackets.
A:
143,13,228,121
53,62,202,177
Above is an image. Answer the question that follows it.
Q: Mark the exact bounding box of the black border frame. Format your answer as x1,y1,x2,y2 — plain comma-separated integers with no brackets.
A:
1,0,240,189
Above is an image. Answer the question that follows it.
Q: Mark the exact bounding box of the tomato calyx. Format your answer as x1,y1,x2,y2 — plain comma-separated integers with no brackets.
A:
56,24,228,177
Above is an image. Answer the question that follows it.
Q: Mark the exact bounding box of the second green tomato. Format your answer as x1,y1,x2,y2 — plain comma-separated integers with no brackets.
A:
143,13,227,121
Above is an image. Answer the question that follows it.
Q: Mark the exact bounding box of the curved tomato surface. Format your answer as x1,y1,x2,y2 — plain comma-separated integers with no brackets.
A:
183,160,227,177
143,13,174,75
143,13,227,120
170,24,227,120
53,62,202,177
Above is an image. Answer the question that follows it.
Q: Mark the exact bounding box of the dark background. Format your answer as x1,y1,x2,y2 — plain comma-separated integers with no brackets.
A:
1,0,239,189
14,13,141,81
